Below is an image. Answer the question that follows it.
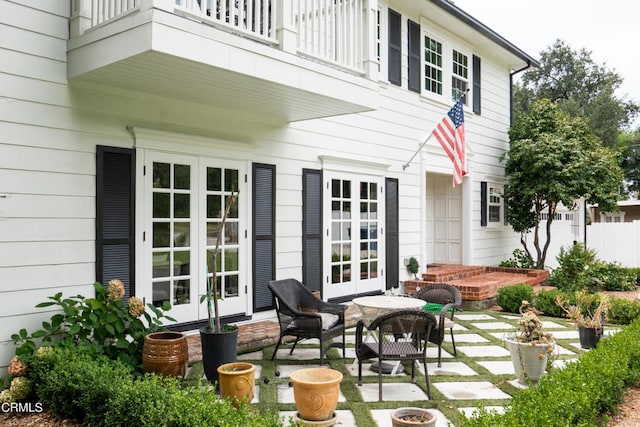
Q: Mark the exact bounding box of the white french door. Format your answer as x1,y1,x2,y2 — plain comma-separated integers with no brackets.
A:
323,172,384,299
142,151,247,323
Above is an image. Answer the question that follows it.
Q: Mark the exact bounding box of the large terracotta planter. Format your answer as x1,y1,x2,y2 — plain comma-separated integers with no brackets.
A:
142,331,189,378
289,367,343,422
217,362,256,407
505,338,554,384
391,407,437,427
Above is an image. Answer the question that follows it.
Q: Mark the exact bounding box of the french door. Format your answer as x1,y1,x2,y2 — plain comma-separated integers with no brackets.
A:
142,151,247,323
323,172,384,299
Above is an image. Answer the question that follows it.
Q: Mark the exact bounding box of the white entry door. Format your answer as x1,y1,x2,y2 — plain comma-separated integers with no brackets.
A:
142,151,247,323
323,172,384,299
425,173,462,264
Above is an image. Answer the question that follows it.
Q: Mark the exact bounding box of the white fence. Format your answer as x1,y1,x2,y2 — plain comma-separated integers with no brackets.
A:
586,221,640,268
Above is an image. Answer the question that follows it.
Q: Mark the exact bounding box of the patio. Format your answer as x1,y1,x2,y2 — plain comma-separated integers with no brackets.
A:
184,306,618,427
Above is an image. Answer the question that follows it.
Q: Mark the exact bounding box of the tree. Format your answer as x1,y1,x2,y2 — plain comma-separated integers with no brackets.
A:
502,99,624,269
513,39,638,148
619,129,640,196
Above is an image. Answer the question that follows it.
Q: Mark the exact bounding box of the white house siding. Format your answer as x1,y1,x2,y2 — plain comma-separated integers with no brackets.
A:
0,1,531,368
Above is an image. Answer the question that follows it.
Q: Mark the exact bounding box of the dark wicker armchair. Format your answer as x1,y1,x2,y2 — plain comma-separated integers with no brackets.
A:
355,309,437,401
268,278,346,365
415,283,462,367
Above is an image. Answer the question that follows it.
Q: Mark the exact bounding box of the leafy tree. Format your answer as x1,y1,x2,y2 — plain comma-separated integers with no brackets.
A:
619,129,640,195
502,99,624,269
513,39,638,148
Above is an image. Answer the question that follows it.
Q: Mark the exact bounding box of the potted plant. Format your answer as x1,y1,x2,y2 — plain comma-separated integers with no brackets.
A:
503,301,555,384
557,290,610,349
407,257,420,279
391,407,437,427
199,190,240,385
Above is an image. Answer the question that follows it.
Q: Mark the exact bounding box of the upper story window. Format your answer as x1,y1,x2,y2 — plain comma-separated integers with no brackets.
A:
424,36,443,95
452,49,468,104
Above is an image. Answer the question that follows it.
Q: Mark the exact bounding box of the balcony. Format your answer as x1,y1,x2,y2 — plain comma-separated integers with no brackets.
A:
67,0,379,123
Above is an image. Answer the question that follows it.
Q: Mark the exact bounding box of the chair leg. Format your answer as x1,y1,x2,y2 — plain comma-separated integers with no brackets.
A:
423,359,431,399
271,337,283,361
437,344,443,368
378,359,383,401
357,359,363,386
289,338,300,355
450,328,457,355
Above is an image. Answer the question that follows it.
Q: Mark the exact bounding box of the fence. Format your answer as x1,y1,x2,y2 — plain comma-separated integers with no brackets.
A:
586,221,640,268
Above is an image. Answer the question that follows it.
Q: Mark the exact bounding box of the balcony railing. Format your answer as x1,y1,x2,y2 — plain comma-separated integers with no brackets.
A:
70,0,375,75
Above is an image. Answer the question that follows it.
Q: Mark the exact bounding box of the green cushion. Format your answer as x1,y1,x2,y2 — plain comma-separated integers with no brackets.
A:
422,303,453,314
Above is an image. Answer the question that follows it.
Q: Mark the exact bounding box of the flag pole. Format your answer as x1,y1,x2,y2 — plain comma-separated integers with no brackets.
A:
402,133,434,171
402,90,469,171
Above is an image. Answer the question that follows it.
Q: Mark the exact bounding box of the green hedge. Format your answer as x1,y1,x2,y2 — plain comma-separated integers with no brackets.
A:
496,284,535,313
26,347,285,427
460,317,640,426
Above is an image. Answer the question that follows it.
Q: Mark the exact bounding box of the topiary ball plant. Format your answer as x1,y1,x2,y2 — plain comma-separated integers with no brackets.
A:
407,257,420,279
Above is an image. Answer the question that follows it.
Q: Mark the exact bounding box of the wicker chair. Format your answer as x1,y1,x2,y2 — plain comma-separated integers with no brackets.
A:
355,309,437,401
415,283,462,367
268,279,346,365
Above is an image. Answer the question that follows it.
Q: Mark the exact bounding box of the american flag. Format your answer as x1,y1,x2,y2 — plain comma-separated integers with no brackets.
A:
432,99,467,186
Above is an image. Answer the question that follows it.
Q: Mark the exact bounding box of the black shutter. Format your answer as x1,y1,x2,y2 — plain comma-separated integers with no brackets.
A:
385,178,399,290
388,9,401,86
407,19,420,93
473,55,481,114
481,181,487,226
503,184,509,226
302,169,323,293
96,146,135,298
253,163,276,311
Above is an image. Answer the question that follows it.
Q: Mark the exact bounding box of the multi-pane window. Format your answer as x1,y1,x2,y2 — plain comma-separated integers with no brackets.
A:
376,9,381,72
452,49,468,103
488,186,503,224
424,36,443,95
331,179,352,284
359,182,379,280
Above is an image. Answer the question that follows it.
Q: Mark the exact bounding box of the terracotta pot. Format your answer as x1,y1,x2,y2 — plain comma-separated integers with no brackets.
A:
391,407,437,427
289,368,343,422
505,338,553,384
217,362,256,407
142,331,188,378
294,412,337,427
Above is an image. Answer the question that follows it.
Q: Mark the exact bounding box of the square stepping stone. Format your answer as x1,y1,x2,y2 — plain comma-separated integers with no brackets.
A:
280,410,355,427
457,345,510,358
471,321,514,330
371,408,451,427
358,382,429,402
277,383,346,404
420,361,478,376
427,346,453,359
346,362,406,378
547,330,580,340
275,364,324,378
434,381,512,400
273,347,321,360
542,321,568,329
450,333,489,343
457,313,497,321
477,361,514,375
238,350,263,360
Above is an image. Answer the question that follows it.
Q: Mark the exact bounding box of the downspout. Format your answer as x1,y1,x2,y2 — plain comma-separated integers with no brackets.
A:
509,61,532,125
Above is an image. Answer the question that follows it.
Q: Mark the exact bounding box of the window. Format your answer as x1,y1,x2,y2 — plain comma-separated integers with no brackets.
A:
452,49,468,104
424,35,443,95
481,181,505,227
376,9,381,72
488,186,503,224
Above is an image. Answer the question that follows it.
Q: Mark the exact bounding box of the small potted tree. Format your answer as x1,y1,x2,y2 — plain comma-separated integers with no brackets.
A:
557,291,609,349
199,190,241,385
407,256,420,279
503,301,555,384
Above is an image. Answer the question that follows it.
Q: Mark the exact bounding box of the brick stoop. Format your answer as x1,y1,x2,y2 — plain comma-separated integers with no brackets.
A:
404,263,549,309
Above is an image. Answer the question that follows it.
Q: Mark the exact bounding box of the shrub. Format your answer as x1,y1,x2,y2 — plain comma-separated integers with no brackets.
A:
548,243,599,292
496,284,535,313
12,281,175,373
461,316,640,426
591,262,638,291
608,297,640,325
533,289,566,318
499,249,534,269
